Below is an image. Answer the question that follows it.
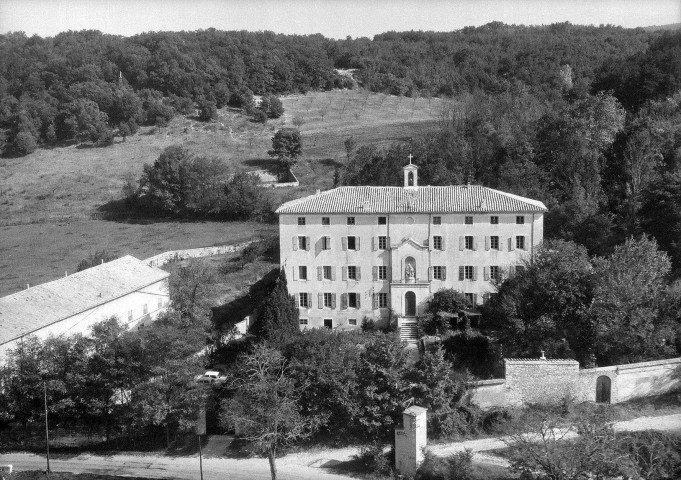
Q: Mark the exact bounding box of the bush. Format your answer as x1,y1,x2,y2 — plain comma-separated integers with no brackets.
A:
415,449,474,480
13,131,38,155
76,250,118,272
442,329,499,378
353,442,394,476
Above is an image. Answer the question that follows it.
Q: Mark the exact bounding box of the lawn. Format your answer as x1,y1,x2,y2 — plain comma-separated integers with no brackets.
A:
0,87,443,296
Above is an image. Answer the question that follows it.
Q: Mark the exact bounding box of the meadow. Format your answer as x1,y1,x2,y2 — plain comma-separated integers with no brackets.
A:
0,88,444,296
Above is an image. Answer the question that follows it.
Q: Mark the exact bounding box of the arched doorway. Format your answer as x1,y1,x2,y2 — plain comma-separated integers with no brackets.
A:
596,376,611,403
405,291,416,317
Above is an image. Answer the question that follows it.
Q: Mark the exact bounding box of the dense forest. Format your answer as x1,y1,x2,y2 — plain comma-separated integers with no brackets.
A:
1,24,680,156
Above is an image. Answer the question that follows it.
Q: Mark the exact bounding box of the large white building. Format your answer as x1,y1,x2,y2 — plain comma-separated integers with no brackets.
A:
0,255,170,362
276,161,547,334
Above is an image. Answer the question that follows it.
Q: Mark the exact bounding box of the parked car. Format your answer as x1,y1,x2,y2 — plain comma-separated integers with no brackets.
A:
194,370,227,384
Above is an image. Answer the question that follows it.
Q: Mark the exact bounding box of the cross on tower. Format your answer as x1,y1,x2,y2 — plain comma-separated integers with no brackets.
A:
408,154,413,164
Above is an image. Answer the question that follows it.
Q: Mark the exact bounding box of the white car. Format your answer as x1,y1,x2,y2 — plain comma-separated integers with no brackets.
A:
194,370,227,384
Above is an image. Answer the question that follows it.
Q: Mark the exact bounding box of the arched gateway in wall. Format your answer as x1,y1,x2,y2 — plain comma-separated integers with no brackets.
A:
596,375,611,403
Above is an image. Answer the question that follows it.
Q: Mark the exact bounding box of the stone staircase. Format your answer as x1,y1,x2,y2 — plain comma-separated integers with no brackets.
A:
399,321,418,344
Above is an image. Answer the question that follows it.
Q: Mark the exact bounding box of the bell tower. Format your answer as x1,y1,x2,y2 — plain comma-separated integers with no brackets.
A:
403,154,418,189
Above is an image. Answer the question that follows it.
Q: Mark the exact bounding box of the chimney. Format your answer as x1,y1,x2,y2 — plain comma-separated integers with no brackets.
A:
316,189,321,195
540,350,546,360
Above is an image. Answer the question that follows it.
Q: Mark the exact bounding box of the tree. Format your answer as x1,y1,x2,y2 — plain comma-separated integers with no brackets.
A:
197,97,218,121
408,347,470,437
221,344,315,480
169,262,214,329
223,171,272,220
344,136,356,162
12,130,38,155
260,95,284,119
138,145,193,213
252,269,299,342
268,128,302,170
589,236,673,365
483,240,596,365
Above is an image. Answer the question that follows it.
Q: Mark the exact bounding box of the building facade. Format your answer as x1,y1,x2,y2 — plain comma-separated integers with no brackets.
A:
0,255,170,362
276,162,546,332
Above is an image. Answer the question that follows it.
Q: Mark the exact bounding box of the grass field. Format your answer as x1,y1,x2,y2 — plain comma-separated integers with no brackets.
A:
0,220,275,297
0,87,443,296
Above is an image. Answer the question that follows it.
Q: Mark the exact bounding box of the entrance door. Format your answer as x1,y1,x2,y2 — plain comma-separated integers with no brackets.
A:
405,291,416,317
596,376,611,403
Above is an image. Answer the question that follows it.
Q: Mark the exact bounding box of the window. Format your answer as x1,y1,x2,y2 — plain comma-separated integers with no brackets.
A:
433,236,443,250
298,217,306,225
490,236,499,250
299,293,310,308
323,293,334,308
516,236,526,250
323,319,333,329
348,266,357,280
465,293,476,306
143,304,148,315
321,236,331,250
348,318,357,326
516,215,525,225
377,293,388,308
465,216,473,224
378,266,387,280
490,266,500,280
298,236,307,250
433,266,444,280
378,236,387,250
433,216,442,225
490,216,499,225
348,292,358,308
347,236,357,250
299,318,309,325
347,216,355,225
465,235,474,250
128,310,133,322
464,266,474,280
323,266,333,280
322,217,330,225
298,266,308,280
378,216,387,225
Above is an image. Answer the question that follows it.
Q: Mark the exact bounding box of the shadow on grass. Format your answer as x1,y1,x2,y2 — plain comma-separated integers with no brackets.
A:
318,158,344,168
242,158,280,170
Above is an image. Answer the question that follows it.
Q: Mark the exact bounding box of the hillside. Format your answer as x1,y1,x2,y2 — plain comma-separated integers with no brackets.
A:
0,88,444,296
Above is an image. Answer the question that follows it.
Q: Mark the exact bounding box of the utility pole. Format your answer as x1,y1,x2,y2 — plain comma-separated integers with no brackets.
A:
44,381,51,476
198,434,204,480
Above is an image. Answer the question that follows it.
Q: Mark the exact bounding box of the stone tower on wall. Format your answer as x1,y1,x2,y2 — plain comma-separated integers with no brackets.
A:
394,405,427,477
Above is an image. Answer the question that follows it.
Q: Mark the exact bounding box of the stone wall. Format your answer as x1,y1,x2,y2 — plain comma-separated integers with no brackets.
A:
145,241,252,268
468,357,681,409
504,358,580,406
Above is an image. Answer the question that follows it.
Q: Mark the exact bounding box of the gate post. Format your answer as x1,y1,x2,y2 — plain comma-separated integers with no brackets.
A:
395,406,427,477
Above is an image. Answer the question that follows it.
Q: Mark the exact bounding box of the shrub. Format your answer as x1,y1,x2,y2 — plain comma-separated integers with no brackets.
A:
442,329,499,378
13,131,38,155
353,442,394,476
415,449,474,480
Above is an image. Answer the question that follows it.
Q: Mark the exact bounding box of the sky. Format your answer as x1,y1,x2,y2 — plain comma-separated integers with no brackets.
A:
0,0,679,39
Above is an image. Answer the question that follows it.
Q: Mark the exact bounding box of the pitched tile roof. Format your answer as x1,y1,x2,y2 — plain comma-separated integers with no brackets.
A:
276,185,547,214
0,255,169,346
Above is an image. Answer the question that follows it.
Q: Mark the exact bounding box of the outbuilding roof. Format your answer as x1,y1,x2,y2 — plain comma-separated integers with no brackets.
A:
0,255,169,346
275,185,547,214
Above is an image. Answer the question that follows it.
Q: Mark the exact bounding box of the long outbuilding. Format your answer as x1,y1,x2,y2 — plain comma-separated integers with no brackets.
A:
0,255,169,362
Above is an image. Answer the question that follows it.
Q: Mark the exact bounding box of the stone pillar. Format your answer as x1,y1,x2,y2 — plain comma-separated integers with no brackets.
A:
394,405,427,477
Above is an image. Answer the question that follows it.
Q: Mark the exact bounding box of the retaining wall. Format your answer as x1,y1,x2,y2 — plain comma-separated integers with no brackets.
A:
145,241,252,268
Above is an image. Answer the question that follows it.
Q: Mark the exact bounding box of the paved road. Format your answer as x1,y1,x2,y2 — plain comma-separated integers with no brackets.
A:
2,413,680,479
